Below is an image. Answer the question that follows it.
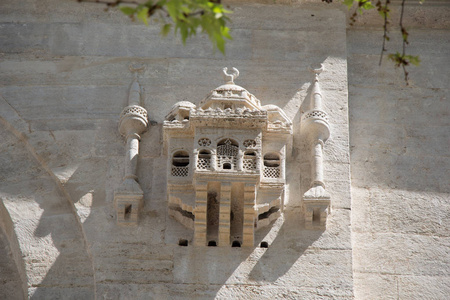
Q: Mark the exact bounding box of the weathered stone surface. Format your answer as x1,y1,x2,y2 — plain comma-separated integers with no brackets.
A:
1,0,448,299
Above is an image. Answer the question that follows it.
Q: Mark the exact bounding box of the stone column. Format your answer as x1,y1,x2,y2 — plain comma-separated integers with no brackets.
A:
237,150,243,171
280,147,286,181
210,151,217,171
255,151,261,174
193,149,199,171
300,65,331,229
114,71,149,226
124,133,140,180
218,182,231,246
194,181,208,246
242,183,256,247
311,140,325,187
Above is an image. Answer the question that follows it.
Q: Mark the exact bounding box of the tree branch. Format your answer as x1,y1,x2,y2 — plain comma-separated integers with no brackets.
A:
378,0,390,66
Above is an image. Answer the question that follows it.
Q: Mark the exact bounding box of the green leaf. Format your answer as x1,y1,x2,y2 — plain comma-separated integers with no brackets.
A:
407,55,421,66
221,26,232,40
344,0,354,8
137,7,149,25
361,1,375,10
120,6,135,16
161,23,172,36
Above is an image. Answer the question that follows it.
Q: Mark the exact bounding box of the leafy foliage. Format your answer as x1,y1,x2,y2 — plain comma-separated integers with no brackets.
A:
79,0,232,53
343,0,424,84
80,0,424,84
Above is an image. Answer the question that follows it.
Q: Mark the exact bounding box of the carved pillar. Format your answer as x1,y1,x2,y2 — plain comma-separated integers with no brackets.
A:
193,149,199,171
280,147,286,181
237,150,244,171
300,65,331,229
255,151,261,173
219,182,231,246
210,150,217,171
194,181,208,246
242,183,256,247
311,140,325,187
114,67,149,226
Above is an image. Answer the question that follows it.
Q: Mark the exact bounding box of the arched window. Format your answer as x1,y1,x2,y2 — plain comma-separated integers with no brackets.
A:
243,150,257,171
217,139,238,170
171,151,189,177
197,149,211,170
263,153,281,178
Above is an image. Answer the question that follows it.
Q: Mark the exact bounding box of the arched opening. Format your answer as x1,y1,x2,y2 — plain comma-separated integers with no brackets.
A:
243,150,257,171
171,151,189,177
260,241,269,248
217,138,238,170
197,149,211,170
206,190,220,244
231,241,241,247
124,204,132,220
172,151,190,167
313,208,321,224
230,182,244,247
263,153,280,167
178,239,188,246
263,153,281,178
208,241,217,247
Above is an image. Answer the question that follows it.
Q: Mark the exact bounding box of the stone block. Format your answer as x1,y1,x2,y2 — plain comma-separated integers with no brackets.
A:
353,272,398,300
398,275,450,300
353,233,450,276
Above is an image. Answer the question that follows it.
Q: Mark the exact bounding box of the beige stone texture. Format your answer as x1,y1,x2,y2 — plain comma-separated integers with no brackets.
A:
0,0,448,299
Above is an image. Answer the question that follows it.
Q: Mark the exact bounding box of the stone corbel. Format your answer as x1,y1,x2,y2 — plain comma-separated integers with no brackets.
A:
300,65,331,229
114,64,149,225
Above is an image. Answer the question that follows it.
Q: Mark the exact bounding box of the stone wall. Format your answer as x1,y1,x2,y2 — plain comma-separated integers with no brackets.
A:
0,0,448,299
347,2,450,299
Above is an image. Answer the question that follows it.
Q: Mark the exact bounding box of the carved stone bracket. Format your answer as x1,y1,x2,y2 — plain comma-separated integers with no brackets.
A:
301,65,331,229
114,65,149,225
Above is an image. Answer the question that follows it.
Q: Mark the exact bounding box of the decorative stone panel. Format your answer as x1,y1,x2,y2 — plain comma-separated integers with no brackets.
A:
163,68,293,247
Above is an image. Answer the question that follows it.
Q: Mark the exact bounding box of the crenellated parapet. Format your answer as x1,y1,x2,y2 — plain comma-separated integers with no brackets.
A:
300,64,331,229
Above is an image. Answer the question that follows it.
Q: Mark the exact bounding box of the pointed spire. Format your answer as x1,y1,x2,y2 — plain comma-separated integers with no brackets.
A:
309,64,324,111
127,63,146,106
128,79,141,106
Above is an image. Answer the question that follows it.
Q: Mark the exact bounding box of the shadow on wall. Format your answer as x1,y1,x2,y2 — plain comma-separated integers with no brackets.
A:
0,120,96,299
0,201,27,300
30,191,95,299
169,214,324,299
162,69,328,298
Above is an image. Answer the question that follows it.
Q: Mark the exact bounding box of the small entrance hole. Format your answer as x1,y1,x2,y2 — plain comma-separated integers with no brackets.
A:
124,204,132,220
260,241,269,248
178,239,188,246
223,163,231,169
208,241,217,247
232,241,241,247
312,208,321,223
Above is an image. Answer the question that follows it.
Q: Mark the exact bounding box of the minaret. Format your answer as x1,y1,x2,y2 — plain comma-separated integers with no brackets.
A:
300,65,331,229
114,65,149,225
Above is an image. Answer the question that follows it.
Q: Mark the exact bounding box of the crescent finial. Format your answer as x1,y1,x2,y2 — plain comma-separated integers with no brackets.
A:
222,67,240,84
309,64,324,82
129,63,146,79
